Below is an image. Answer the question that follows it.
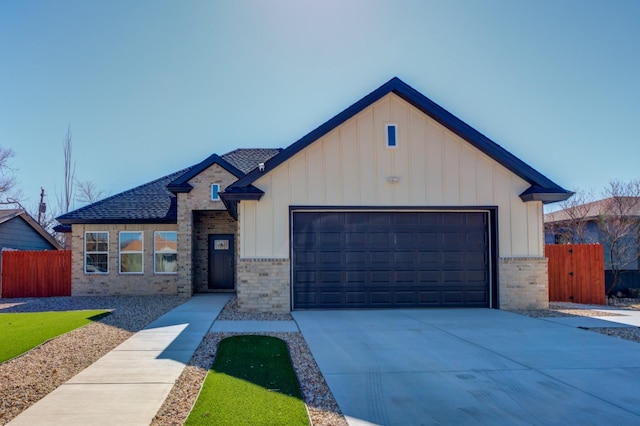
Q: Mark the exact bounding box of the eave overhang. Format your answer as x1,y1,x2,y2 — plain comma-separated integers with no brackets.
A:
519,185,574,204
219,186,265,220
56,218,177,225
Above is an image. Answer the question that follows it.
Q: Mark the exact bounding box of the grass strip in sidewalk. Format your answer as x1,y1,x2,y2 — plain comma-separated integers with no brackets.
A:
0,310,110,362
186,335,309,425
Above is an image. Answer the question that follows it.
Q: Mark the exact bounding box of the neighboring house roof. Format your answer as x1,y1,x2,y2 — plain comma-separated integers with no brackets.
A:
57,168,191,224
154,233,177,251
545,197,640,223
0,209,61,249
226,77,572,204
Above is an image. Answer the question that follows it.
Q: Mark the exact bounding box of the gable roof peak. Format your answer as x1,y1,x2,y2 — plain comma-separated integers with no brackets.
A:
226,77,571,204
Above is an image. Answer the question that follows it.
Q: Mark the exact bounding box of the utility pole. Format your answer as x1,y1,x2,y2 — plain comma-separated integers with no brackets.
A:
38,187,46,224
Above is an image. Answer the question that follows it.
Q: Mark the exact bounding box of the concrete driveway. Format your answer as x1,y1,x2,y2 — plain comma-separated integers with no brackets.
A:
293,309,640,425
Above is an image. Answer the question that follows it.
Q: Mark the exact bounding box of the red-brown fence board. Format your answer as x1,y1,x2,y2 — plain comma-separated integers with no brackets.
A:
1,250,71,298
546,244,605,305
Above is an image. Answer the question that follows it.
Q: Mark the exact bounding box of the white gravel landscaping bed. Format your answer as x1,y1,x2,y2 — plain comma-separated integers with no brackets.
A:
0,295,187,425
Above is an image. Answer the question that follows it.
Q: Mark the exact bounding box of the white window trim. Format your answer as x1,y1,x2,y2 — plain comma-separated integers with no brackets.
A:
211,183,221,201
84,231,109,274
119,231,144,274
154,231,178,275
385,123,398,149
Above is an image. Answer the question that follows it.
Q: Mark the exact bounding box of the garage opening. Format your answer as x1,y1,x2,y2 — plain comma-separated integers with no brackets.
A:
291,210,495,309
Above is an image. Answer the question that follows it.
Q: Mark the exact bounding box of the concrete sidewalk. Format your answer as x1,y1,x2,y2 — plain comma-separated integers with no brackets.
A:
9,294,231,426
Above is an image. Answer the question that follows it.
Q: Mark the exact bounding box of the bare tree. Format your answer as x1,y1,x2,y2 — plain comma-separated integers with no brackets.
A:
598,179,640,295
56,124,76,213
0,146,23,207
76,180,107,205
544,189,595,244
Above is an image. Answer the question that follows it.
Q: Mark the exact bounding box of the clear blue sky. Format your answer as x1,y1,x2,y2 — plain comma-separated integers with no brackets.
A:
1,0,639,215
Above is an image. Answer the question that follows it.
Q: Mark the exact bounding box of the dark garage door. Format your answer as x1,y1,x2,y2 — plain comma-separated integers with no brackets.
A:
292,211,490,309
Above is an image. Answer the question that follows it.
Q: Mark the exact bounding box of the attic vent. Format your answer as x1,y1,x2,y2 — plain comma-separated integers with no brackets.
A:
386,124,397,148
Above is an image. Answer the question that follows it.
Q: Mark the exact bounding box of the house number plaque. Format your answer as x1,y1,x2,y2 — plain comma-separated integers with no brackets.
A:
214,240,229,250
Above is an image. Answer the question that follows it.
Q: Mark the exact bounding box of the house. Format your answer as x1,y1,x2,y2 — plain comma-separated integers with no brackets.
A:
0,209,61,251
545,197,640,292
56,77,571,312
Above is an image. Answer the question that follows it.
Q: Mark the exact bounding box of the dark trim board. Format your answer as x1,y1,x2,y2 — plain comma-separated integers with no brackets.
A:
289,206,499,310
230,77,571,204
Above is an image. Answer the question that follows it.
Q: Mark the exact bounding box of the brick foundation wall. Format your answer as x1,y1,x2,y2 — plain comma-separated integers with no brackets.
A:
237,258,290,313
499,257,548,309
70,224,178,296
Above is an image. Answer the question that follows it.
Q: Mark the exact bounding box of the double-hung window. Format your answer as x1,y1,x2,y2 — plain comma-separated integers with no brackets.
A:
85,232,109,274
154,231,177,273
119,231,143,274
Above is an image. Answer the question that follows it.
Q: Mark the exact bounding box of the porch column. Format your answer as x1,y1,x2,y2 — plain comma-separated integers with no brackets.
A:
177,194,194,296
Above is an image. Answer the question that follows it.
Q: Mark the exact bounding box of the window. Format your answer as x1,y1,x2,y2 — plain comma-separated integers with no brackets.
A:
155,231,177,273
119,231,143,273
386,124,398,148
85,232,108,274
211,183,220,201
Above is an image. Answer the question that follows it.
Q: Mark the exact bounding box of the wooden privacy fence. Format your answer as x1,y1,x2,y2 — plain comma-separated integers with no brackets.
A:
1,250,71,298
546,244,605,305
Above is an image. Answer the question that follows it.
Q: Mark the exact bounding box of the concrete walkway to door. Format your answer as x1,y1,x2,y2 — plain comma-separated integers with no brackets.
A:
9,294,231,426
293,308,640,426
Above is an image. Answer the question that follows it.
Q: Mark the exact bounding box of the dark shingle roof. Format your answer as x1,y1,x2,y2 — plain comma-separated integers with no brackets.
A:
57,168,191,224
221,148,282,174
167,154,245,193
56,147,282,224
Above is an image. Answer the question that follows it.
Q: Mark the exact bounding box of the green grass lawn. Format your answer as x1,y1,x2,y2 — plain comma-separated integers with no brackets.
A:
0,310,110,363
186,335,309,426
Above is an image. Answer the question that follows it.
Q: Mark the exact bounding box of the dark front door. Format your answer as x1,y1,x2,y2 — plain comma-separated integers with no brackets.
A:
208,234,235,290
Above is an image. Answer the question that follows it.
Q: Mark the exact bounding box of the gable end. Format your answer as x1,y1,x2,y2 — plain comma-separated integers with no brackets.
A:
228,77,571,203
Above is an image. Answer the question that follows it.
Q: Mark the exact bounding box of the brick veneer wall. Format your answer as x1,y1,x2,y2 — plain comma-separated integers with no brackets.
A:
193,211,237,292
176,163,239,296
70,224,179,295
499,257,549,309
236,259,290,313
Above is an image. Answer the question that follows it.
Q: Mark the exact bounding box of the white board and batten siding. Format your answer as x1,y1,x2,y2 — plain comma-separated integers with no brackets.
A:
239,93,544,259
